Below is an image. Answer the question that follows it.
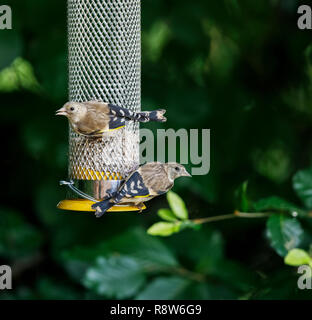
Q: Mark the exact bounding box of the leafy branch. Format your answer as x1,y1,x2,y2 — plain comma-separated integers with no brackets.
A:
147,192,282,237
148,166,312,265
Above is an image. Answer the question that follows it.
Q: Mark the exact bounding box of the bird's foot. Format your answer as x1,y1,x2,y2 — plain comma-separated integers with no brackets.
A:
135,203,145,213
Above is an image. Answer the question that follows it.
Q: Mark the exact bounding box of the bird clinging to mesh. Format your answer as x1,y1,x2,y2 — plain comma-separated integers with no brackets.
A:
56,100,167,137
91,162,191,218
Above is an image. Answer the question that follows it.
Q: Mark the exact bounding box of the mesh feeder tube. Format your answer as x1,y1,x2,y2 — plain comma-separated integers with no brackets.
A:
57,0,144,212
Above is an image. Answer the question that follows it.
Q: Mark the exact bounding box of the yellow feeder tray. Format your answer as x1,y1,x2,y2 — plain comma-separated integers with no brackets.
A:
58,168,147,213
57,199,146,212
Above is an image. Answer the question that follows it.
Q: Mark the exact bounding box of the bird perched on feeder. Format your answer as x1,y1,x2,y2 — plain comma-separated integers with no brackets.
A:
56,100,166,137
91,162,191,218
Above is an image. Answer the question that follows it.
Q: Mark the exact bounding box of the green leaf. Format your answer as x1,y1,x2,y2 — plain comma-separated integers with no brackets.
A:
235,181,249,211
157,208,178,222
240,181,249,211
104,228,179,268
83,255,146,299
266,214,304,257
61,228,179,282
135,276,190,300
36,277,81,300
0,58,40,93
0,30,22,70
167,228,224,271
0,207,43,259
293,167,312,209
60,247,103,283
254,196,306,216
147,222,182,237
143,21,171,62
167,191,188,220
284,249,312,266
209,260,259,292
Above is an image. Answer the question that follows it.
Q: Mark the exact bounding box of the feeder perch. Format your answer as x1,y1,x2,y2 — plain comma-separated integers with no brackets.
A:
57,0,145,212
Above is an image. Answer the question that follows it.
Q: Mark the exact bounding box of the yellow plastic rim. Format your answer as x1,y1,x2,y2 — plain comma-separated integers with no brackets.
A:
57,199,146,212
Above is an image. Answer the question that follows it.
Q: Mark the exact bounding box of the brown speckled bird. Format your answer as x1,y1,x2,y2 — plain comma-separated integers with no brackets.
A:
56,100,166,137
92,162,191,217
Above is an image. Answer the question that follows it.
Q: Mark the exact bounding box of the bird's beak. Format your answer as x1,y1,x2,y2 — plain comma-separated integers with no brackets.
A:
183,169,192,177
55,107,67,116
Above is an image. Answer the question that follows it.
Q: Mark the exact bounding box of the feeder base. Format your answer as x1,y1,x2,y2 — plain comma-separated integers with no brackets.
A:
57,199,146,212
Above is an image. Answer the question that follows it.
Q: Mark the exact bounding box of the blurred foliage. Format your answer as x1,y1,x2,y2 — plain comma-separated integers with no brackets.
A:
1,0,312,300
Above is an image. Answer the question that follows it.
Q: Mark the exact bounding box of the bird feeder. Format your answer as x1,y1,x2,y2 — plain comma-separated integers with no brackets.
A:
57,0,144,212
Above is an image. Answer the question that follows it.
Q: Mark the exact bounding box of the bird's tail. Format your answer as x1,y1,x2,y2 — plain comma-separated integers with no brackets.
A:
133,109,167,123
108,104,167,123
91,199,114,218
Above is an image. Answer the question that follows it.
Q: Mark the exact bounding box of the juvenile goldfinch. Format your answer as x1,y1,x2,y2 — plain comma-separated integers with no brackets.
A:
91,162,191,218
56,100,166,137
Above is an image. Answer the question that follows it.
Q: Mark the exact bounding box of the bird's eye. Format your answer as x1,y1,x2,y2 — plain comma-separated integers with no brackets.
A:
70,106,75,111
175,166,180,171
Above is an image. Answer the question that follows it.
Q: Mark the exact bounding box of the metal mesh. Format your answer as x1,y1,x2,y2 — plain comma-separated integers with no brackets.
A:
67,0,141,198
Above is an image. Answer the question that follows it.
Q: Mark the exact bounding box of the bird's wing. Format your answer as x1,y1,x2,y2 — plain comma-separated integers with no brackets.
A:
108,104,133,119
107,104,132,130
86,102,127,131
114,171,151,202
108,115,126,131
91,171,149,216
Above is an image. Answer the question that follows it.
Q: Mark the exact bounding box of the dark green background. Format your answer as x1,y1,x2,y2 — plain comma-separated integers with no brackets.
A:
0,0,312,299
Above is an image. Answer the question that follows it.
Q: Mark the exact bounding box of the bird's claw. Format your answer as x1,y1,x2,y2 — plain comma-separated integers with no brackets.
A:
135,203,145,213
